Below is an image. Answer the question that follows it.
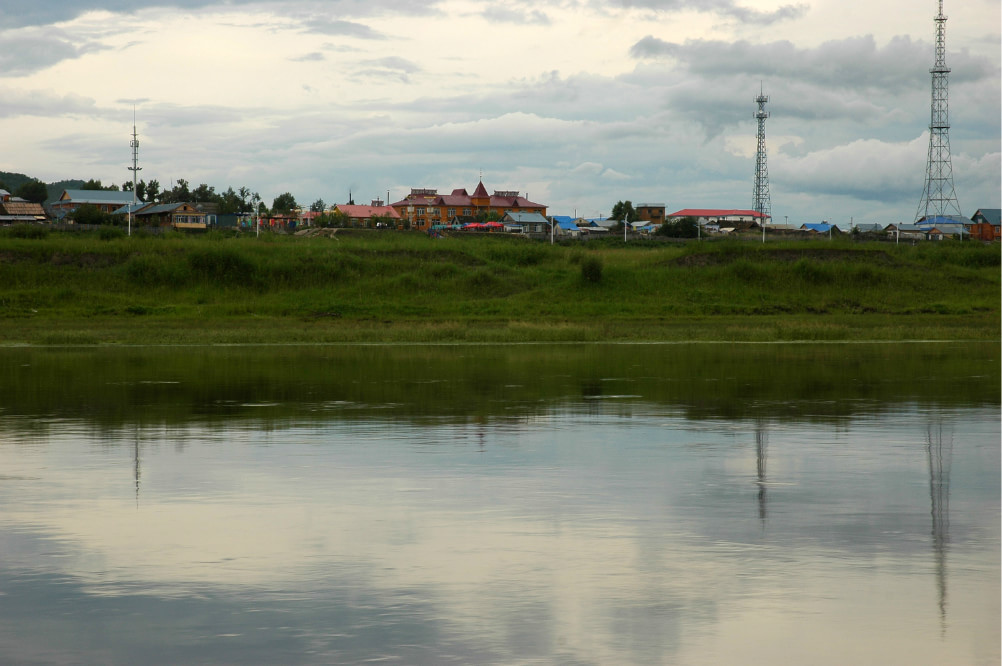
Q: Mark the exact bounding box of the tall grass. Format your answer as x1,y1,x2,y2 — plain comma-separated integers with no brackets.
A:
0,231,997,341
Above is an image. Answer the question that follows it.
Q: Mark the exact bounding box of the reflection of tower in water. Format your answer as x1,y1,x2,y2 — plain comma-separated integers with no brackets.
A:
926,420,953,634
755,424,768,523
134,427,142,508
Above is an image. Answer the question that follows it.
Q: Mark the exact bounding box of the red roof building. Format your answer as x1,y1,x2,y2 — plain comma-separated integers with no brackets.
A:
333,201,402,228
390,180,546,231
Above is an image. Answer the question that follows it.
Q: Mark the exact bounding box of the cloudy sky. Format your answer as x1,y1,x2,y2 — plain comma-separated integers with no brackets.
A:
1,0,999,223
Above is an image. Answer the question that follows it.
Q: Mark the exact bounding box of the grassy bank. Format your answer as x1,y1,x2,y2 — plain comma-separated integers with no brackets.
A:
0,228,998,344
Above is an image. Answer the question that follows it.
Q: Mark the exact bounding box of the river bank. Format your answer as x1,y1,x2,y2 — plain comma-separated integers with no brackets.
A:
1,229,998,345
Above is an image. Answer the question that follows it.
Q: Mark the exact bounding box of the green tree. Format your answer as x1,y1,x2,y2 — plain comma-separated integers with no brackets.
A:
81,179,118,191
219,187,242,215
72,204,113,225
272,192,298,214
15,180,49,204
238,186,251,209
144,179,160,203
310,198,326,213
656,216,699,238
192,183,216,203
610,200,638,223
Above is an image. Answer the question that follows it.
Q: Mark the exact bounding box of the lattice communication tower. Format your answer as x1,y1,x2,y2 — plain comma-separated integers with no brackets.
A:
916,0,961,221
752,86,772,222
129,109,142,205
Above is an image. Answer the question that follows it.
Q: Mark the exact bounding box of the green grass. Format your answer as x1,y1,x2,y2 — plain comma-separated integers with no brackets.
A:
0,228,998,344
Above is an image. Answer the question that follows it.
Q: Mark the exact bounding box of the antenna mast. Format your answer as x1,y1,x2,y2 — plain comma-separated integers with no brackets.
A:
916,0,961,221
752,85,772,223
128,108,142,236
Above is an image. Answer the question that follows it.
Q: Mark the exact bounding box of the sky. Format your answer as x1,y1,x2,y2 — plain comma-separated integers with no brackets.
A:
1,0,999,224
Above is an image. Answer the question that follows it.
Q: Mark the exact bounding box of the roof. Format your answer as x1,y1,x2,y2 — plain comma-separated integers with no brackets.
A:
335,204,401,219
502,211,548,224
972,208,1001,226
801,223,838,233
635,203,666,208
135,203,201,215
556,220,579,231
669,209,766,218
110,202,149,215
471,181,490,199
0,201,46,217
58,189,138,205
916,215,967,227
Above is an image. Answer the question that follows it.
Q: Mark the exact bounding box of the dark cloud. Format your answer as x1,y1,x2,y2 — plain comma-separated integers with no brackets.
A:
0,0,441,29
629,35,997,91
0,88,102,118
0,31,109,77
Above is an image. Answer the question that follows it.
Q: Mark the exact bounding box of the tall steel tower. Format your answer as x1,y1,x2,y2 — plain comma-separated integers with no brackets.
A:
752,86,772,222
127,109,142,236
916,0,962,221
128,110,142,202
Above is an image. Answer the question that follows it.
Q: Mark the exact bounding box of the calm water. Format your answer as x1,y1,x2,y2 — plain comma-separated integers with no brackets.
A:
0,344,998,665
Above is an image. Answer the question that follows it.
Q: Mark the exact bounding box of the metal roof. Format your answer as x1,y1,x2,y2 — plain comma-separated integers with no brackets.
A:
670,209,765,218
59,189,139,204
972,208,1001,226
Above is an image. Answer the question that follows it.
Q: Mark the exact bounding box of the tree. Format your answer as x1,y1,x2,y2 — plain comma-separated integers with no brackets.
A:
272,192,297,214
238,186,251,209
610,200,638,224
72,204,112,225
192,183,216,203
15,180,49,204
81,179,118,191
310,198,325,213
656,216,699,238
145,179,160,204
219,187,242,215
163,179,190,203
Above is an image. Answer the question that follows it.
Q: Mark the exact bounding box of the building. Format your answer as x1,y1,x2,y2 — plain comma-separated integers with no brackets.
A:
390,180,546,231
333,201,402,228
635,203,666,225
501,211,550,234
969,209,1000,241
49,189,141,219
0,190,47,223
133,202,208,230
884,224,926,241
667,209,766,226
801,223,842,235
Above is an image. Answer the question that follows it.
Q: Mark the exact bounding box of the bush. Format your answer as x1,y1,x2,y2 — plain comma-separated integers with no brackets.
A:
187,247,256,284
581,256,603,283
99,226,126,241
1,224,49,239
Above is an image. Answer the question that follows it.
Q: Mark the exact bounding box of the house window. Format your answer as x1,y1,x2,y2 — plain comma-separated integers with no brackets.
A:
416,208,425,215
463,209,471,216
447,208,455,218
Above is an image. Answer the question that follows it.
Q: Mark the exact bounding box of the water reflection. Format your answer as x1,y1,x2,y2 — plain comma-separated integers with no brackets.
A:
0,344,998,665
927,420,953,634
756,424,768,523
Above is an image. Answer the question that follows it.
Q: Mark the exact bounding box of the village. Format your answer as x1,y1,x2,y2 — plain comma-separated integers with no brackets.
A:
1,181,999,243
